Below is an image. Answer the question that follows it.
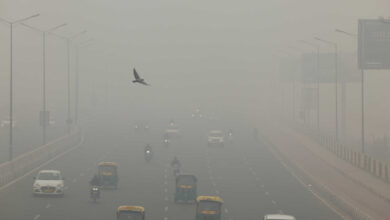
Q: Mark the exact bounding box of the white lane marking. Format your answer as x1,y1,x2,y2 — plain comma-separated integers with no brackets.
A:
265,191,269,195
33,214,40,220
72,179,77,183
164,181,168,185
164,196,169,201
252,171,257,176
261,184,264,188
212,182,216,187
224,208,229,213
164,169,167,173
164,174,167,179
164,206,169,212
164,188,168,193
278,210,284,214
210,175,214,180
45,203,51,209
164,217,168,220
215,190,220,195
271,200,276,205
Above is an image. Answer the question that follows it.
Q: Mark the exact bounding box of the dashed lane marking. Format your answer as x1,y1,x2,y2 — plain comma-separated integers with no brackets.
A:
164,196,169,201
164,206,169,212
164,217,168,220
45,203,51,209
224,208,229,213
215,190,220,195
265,191,269,196
72,179,77,183
164,188,168,193
164,181,168,185
33,214,40,220
271,200,276,205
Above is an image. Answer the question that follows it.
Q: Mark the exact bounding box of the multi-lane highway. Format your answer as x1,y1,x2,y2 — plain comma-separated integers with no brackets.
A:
0,115,342,220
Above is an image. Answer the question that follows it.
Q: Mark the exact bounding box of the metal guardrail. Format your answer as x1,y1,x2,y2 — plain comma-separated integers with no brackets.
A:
0,129,82,188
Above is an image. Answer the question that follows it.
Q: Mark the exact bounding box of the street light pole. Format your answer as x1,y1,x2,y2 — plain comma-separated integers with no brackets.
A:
20,22,67,145
315,37,339,141
299,40,320,133
0,14,40,161
335,29,362,151
74,39,93,125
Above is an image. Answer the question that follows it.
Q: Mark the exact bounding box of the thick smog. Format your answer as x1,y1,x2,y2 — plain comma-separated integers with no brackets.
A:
0,1,389,220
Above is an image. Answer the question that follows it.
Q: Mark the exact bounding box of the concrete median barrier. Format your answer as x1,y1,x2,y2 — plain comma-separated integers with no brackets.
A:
0,128,82,188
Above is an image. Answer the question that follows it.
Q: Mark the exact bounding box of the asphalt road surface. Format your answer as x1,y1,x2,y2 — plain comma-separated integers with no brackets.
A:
0,116,342,220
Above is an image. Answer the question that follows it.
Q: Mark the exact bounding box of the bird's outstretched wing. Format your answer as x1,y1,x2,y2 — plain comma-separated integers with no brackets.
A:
141,81,151,86
133,68,140,80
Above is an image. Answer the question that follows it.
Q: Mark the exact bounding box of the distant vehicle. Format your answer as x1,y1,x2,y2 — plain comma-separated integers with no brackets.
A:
1,117,16,128
134,122,150,133
98,162,118,189
116,206,145,220
163,136,170,147
208,130,224,147
175,174,197,203
165,126,180,139
195,196,223,220
264,214,296,220
33,170,64,196
144,145,153,161
132,68,150,86
90,186,100,202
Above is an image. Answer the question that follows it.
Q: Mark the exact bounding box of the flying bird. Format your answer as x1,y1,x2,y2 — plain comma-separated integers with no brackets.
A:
132,68,150,86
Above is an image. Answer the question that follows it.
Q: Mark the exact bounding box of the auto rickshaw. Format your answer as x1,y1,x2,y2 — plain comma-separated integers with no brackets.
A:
98,162,118,189
174,174,197,203
195,196,223,220
116,206,145,220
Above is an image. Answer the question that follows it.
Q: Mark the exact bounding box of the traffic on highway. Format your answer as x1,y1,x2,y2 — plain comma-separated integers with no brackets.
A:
1,1,389,220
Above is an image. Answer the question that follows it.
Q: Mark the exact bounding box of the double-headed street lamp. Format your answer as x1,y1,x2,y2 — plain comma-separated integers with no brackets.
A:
74,38,93,124
20,22,67,145
50,30,87,133
315,37,339,141
299,40,320,132
0,13,40,161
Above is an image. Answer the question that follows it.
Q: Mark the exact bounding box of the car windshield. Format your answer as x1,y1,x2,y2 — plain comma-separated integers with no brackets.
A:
177,176,196,185
117,212,142,220
210,132,223,137
198,201,220,212
38,172,61,180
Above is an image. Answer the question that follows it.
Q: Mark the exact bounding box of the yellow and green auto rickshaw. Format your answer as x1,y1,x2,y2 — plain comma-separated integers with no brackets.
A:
116,206,145,220
195,196,223,220
174,174,197,203
98,162,118,189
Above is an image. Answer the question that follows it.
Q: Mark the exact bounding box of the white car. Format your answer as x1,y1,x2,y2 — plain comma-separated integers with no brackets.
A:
208,130,224,147
264,214,296,220
33,170,65,196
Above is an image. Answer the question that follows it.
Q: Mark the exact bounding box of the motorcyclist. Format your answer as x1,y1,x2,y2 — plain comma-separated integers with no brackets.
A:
145,144,152,154
171,156,181,168
90,174,101,187
89,174,101,199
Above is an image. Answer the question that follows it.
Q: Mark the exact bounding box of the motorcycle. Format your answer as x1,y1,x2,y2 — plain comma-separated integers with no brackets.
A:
90,186,100,202
144,149,153,161
163,138,170,147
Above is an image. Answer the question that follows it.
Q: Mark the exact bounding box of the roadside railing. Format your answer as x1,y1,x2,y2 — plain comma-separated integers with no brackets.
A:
0,128,82,188
260,132,375,220
293,123,390,185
